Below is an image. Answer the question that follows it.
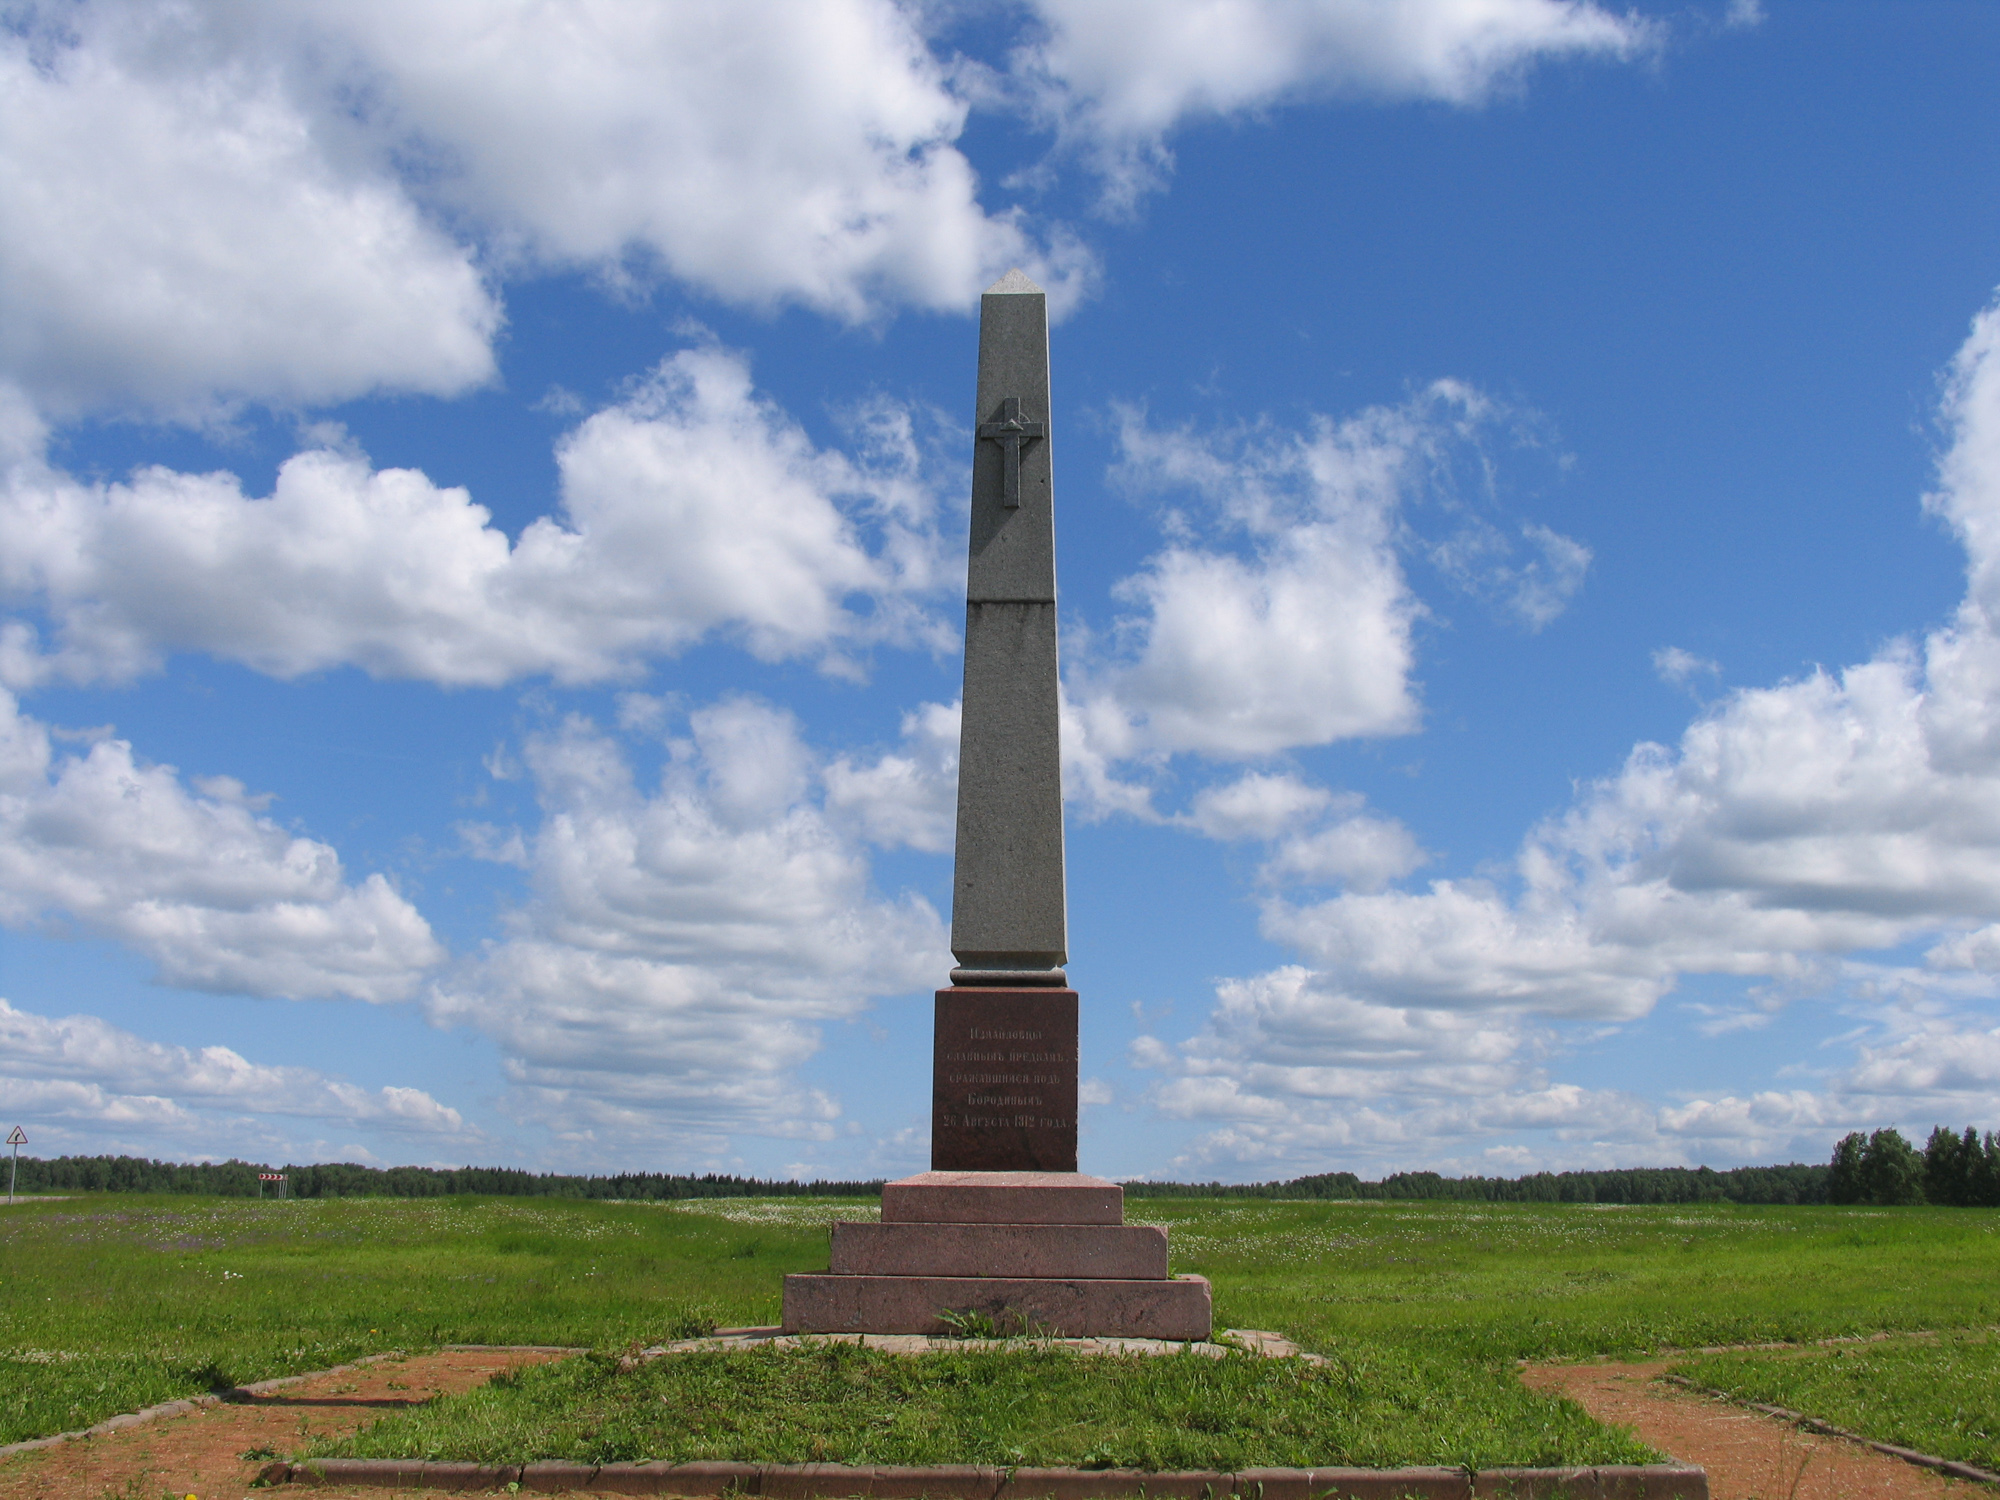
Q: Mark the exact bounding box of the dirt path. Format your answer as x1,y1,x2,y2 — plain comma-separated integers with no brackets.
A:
0,1347,572,1500
1523,1360,1969,1500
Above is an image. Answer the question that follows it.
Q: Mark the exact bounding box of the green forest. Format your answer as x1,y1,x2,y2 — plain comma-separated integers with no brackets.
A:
13,1120,1996,1206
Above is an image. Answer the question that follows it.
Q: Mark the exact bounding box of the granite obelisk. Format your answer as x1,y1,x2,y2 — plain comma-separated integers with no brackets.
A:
951,267,1066,982
930,269,1079,1175
779,272,1211,1339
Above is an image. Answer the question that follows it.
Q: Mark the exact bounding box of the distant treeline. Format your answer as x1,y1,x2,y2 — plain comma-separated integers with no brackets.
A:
1121,1163,1831,1205
1828,1126,2000,1206
7,1154,1827,1204
12,1136,1995,1206
9,1156,883,1200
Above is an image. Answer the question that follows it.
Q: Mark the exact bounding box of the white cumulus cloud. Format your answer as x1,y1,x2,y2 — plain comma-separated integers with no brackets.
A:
1180,774,1427,892
1184,773,1334,841
1069,400,1424,762
0,998,471,1157
1260,810,1429,893
825,700,963,854
0,345,953,688
1019,0,1657,205
0,4,499,422
1068,383,1587,765
0,690,440,1002
429,698,949,1153
0,0,1091,423
286,0,1084,321
1653,645,1721,688
0,1,1663,423
1141,289,2000,1174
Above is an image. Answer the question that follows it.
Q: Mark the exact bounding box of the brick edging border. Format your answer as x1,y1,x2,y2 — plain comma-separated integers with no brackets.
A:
0,1351,408,1462
263,1459,1708,1498
1662,1375,2000,1488
0,1345,590,1464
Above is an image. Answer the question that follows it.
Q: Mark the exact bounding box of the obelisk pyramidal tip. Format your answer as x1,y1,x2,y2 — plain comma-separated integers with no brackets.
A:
985,268,1043,295
950,266,1066,979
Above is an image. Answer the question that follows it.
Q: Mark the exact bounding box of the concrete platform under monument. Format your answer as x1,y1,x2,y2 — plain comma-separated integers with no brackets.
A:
781,1170,1213,1341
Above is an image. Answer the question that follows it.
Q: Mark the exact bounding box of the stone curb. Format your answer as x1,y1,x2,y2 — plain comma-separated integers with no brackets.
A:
0,1350,408,1462
263,1459,1708,1498
1662,1375,2000,1487
637,1329,1321,1365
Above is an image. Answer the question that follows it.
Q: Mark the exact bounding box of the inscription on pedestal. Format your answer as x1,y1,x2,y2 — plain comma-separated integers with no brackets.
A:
931,988,1077,1172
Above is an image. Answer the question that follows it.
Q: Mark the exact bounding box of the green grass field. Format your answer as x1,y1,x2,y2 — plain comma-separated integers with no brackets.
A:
0,1194,777,1446
328,1341,1653,1471
1674,1334,2000,1473
3,1194,1996,1466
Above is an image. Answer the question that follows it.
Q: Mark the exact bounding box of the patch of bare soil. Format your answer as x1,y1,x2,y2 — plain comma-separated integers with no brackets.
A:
1522,1360,1971,1500
0,1347,571,1500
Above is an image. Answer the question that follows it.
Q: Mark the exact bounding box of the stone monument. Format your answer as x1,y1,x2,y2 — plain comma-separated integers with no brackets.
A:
781,272,1212,1340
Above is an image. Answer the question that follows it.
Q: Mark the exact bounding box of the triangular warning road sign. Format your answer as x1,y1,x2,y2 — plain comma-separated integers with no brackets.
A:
6,1127,25,1146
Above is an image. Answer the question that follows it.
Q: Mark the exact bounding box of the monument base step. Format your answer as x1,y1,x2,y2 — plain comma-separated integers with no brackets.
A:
830,1221,1168,1280
883,1170,1122,1225
781,1272,1212,1341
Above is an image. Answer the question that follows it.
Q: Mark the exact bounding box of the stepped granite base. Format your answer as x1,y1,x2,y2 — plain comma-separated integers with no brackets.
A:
782,1170,1213,1341
780,1270,1212,1341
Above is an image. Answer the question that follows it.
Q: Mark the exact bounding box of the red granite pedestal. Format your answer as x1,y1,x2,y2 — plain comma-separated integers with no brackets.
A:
781,1169,1212,1339
783,984,1211,1341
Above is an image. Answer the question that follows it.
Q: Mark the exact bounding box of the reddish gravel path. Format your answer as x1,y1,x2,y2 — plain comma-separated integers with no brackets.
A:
1522,1360,1966,1500
0,1347,571,1500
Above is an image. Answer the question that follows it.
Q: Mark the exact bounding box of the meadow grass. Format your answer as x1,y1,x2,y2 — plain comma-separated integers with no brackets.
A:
1157,1199,2000,1363
327,1341,1653,1471
1673,1334,2000,1472
0,1193,832,1444
5,1193,1998,1463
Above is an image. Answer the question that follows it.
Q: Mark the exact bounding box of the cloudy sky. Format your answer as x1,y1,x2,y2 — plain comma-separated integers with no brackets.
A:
4,0,1999,1181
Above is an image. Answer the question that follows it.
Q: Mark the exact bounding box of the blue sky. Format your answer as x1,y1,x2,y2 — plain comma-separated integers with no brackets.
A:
5,0,2000,1181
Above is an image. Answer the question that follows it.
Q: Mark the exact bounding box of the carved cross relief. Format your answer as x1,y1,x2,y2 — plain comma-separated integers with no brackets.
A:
976,396,1046,509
